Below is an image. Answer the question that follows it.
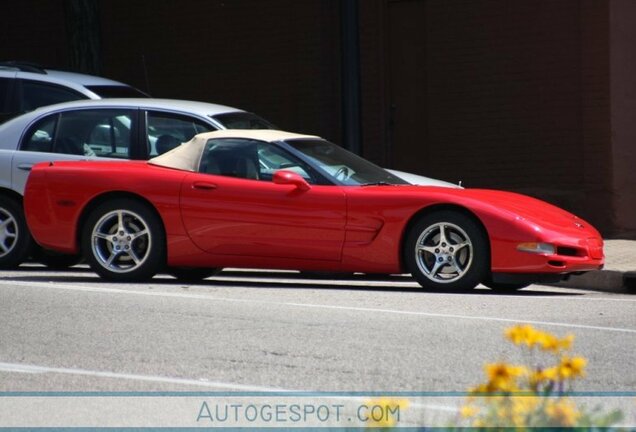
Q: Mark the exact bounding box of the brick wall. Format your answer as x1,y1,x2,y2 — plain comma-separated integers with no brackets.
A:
360,0,615,233
1,0,629,236
610,0,636,237
98,0,342,142
0,1,68,67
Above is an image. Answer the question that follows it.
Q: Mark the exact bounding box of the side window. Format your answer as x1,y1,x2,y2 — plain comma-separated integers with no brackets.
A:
198,139,314,183
20,80,85,112
21,115,58,152
56,109,133,157
0,77,17,123
0,78,10,109
198,138,261,180
147,111,215,156
256,142,312,181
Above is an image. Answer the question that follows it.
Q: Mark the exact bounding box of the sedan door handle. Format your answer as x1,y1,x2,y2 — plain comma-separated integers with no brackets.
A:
192,181,218,190
17,163,33,171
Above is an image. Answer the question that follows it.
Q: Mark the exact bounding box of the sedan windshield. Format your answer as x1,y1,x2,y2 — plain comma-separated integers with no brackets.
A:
286,139,408,185
211,112,276,130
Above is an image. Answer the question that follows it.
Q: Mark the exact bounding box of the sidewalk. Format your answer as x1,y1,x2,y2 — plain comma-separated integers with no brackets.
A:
556,240,636,293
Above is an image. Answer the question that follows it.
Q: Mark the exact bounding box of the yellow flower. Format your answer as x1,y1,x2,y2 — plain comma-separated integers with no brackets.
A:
473,418,486,428
537,332,575,354
537,332,559,352
484,362,527,392
505,325,573,354
512,395,540,416
463,327,620,429
485,363,527,380
557,356,587,379
362,398,409,428
505,324,539,347
529,366,559,390
558,334,575,351
546,398,581,426
468,383,489,395
460,404,479,418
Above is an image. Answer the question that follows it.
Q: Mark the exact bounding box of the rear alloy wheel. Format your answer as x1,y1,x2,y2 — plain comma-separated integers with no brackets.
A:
0,197,33,269
405,211,488,291
82,199,165,281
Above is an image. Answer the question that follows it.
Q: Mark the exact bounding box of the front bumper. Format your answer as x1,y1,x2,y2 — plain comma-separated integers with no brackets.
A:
491,237,605,274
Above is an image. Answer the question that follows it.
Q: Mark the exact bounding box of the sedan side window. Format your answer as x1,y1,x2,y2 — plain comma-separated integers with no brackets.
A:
86,113,133,158
21,115,57,153
55,109,133,157
147,111,215,156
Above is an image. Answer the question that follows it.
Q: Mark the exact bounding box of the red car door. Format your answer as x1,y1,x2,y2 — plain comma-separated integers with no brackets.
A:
180,172,347,261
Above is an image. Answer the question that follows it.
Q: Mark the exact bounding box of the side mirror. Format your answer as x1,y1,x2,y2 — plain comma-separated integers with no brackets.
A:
273,170,311,191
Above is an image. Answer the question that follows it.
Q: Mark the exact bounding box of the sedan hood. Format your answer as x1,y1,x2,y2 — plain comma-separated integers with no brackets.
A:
386,169,461,188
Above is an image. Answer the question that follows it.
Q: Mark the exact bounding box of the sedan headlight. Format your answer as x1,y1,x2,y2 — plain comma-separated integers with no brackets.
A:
517,242,555,255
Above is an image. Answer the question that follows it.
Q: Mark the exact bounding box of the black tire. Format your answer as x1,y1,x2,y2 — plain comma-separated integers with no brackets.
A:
169,267,220,282
482,279,530,291
81,198,165,281
405,210,489,291
0,196,34,269
33,247,83,269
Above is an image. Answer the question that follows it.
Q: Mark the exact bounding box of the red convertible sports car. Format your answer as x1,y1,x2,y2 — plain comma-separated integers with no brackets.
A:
24,130,604,290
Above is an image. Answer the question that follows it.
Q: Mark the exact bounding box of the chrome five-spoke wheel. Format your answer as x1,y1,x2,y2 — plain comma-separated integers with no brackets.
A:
91,209,151,273
82,199,165,281
0,207,18,259
0,197,33,269
414,222,473,284
405,210,488,291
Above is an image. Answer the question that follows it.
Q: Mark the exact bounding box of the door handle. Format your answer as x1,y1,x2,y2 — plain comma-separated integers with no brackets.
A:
192,181,217,190
17,163,33,171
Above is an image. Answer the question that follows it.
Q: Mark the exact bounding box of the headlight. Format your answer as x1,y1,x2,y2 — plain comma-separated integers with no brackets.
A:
517,242,555,254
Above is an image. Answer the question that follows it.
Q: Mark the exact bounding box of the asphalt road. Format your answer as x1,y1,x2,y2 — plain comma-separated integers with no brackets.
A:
0,265,635,394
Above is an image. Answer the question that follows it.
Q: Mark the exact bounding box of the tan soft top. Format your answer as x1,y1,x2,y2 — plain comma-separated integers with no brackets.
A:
148,129,319,172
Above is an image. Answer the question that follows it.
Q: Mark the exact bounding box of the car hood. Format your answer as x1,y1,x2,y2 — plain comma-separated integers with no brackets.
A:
368,185,599,236
446,188,598,236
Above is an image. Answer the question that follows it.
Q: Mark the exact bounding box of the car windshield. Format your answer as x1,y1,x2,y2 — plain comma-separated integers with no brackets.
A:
85,85,150,98
286,139,408,185
211,112,276,130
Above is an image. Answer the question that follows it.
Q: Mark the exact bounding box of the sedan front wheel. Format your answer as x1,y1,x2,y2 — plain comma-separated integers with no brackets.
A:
405,211,489,291
82,199,165,281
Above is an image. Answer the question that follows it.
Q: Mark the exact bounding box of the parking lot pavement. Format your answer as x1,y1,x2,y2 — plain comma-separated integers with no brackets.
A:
556,239,636,294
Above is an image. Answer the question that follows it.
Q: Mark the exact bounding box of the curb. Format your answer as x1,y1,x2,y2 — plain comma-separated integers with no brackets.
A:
554,270,636,294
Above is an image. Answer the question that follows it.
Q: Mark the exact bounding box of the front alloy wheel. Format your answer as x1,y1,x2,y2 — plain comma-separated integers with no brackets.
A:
406,211,488,291
82,199,165,281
